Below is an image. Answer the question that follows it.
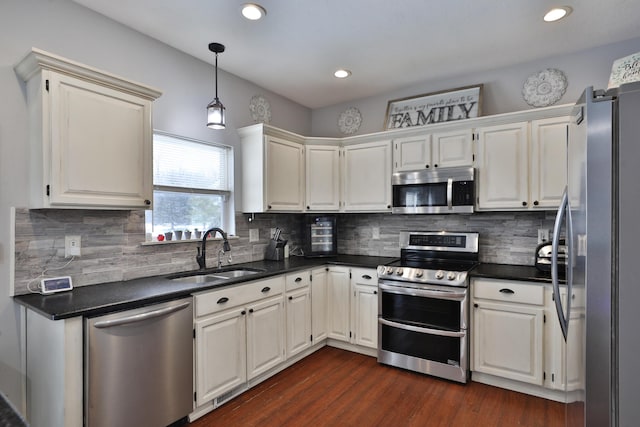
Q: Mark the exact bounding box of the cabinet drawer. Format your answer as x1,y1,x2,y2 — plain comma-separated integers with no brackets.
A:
285,270,310,291
473,278,544,305
350,268,377,286
195,276,285,317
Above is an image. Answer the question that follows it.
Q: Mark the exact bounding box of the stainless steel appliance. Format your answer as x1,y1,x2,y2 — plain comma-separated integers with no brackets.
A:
377,231,479,383
551,82,640,426
303,215,337,257
391,167,475,214
534,240,566,273
85,298,194,427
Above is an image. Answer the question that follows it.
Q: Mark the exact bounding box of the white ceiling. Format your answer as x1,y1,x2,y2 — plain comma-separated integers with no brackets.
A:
73,0,640,109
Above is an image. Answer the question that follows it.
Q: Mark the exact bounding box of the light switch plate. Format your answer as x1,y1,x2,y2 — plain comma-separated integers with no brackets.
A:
537,229,549,244
372,227,380,240
65,235,81,258
249,229,259,242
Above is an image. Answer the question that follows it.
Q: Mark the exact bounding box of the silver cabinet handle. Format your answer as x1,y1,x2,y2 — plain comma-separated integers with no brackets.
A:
552,187,570,341
379,318,465,338
94,301,191,329
379,282,466,301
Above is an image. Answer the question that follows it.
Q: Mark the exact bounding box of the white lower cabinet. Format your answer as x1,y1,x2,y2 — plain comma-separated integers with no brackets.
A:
310,267,329,344
350,268,379,349
471,277,585,400
285,271,312,358
246,295,286,379
194,307,247,407
326,266,351,341
193,276,285,407
472,298,544,385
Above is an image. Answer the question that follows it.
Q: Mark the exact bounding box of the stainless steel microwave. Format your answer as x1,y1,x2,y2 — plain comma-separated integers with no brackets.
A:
391,167,475,214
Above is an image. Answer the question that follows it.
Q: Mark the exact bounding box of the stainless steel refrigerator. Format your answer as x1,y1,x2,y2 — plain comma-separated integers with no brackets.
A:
552,82,640,426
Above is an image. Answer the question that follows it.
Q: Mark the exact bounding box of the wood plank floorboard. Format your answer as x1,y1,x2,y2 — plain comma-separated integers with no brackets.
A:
188,346,564,427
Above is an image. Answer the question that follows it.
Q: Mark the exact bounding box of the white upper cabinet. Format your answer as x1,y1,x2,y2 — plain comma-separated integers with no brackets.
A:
342,140,392,211
239,125,305,212
476,122,530,210
432,129,474,168
393,134,432,171
15,48,161,209
393,129,473,172
476,117,569,211
305,145,341,211
530,117,569,209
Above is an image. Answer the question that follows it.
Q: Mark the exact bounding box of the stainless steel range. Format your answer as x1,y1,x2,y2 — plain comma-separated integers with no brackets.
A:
377,231,479,383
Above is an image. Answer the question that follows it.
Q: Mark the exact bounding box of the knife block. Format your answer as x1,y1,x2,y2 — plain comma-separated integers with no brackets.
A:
265,239,286,261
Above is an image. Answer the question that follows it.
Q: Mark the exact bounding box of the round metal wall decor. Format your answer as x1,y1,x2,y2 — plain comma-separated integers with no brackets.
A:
522,68,568,107
338,107,362,135
249,95,272,124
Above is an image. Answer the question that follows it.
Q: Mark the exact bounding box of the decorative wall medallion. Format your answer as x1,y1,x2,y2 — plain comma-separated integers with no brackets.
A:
249,95,272,124
338,107,362,135
522,68,568,107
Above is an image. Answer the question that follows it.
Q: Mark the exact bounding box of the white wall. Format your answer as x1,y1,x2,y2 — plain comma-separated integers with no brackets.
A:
311,37,640,137
0,0,310,411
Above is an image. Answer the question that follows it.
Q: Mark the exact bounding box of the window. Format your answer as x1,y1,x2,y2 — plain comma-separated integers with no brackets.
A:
146,132,233,238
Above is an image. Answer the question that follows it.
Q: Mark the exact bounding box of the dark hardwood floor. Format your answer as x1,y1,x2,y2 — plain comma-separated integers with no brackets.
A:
189,346,564,427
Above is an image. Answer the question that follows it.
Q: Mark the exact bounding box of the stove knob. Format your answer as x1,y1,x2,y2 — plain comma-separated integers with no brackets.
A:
396,268,404,276
447,271,457,281
385,267,394,275
435,270,445,280
415,269,424,278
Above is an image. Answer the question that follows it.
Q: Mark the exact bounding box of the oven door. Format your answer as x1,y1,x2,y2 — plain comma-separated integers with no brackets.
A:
377,280,469,383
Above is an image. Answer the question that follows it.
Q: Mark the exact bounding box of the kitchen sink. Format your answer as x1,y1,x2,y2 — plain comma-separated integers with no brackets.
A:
167,267,266,284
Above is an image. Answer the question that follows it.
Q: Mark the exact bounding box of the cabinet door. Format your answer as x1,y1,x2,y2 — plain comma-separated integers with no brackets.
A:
265,136,305,211
285,288,312,358
530,117,569,209
473,300,544,385
246,295,285,379
48,72,152,208
352,284,378,349
195,307,247,406
326,267,351,341
476,122,529,209
432,129,474,168
343,140,392,211
393,135,432,172
311,267,328,344
306,145,340,211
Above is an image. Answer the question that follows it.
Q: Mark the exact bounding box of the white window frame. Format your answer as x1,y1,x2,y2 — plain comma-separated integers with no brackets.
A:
146,131,235,238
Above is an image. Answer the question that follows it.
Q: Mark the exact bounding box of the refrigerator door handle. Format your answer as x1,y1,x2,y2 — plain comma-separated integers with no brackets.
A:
552,187,569,341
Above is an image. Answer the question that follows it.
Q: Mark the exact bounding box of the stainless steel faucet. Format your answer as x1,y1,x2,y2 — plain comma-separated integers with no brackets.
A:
196,227,231,270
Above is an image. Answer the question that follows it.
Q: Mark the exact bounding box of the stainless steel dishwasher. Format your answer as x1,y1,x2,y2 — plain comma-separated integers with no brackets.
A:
85,297,193,427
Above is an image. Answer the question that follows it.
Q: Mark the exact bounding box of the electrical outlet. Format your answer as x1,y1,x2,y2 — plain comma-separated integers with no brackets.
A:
372,227,380,240
270,228,276,238
249,228,259,242
65,235,81,258
537,229,549,244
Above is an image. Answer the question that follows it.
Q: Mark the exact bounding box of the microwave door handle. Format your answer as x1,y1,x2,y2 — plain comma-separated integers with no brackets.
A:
447,178,453,210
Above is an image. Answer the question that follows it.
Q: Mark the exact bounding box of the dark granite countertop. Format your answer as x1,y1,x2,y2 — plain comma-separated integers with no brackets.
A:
0,393,27,427
470,263,562,284
14,254,395,320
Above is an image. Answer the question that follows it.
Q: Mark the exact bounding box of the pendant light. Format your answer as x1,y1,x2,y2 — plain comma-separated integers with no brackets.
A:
207,42,226,129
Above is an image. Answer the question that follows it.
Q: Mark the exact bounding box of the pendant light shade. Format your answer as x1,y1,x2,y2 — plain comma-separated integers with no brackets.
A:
207,42,226,129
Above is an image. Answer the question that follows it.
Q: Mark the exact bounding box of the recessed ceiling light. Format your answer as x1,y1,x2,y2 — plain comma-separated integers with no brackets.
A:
544,6,572,22
334,69,352,79
242,3,267,20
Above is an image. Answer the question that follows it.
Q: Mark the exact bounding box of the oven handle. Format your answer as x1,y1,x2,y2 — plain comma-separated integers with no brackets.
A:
447,178,453,210
378,282,467,301
379,318,466,338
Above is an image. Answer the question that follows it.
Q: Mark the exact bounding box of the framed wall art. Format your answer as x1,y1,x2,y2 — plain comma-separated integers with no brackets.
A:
384,84,483,130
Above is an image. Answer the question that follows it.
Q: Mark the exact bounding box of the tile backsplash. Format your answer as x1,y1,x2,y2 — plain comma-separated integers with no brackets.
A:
13,208,555,295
